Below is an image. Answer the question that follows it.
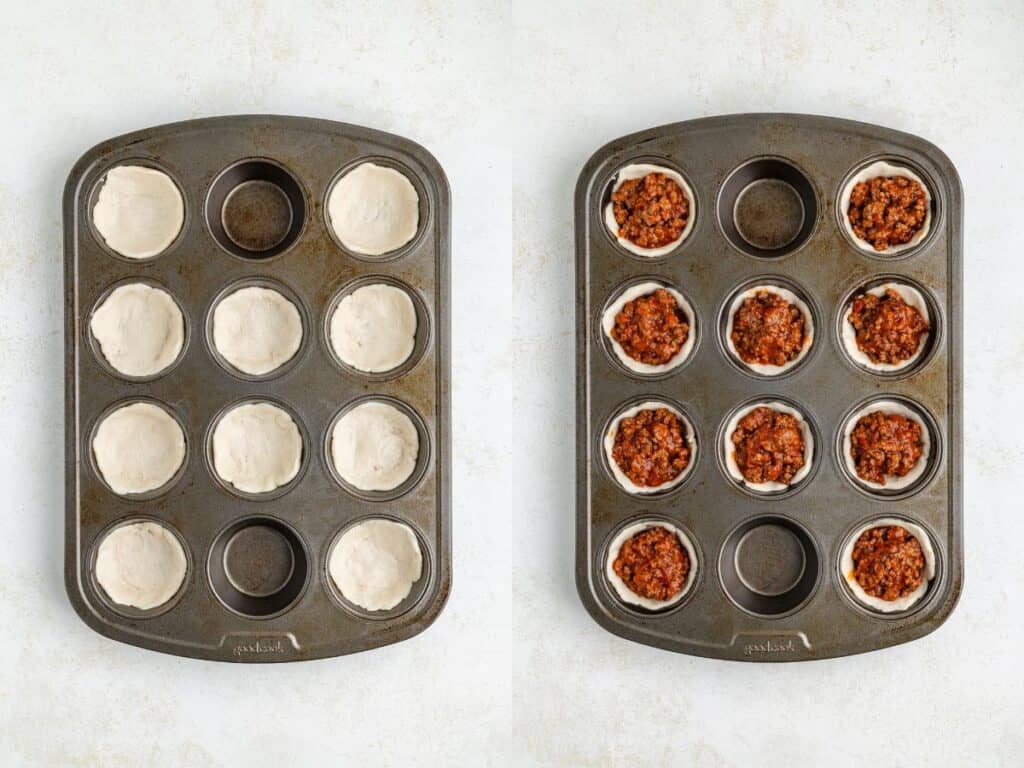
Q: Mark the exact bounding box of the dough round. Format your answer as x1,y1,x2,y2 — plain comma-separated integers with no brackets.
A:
94,521,187,610
329,519,423,611
212,285,303,376
327,163,420,256
90,283,185,377
605,520,698,610
92,402,186,495
840,518,936,613
330,401,419,492
92,165,184,259
212,402,302,494
330,283,417,373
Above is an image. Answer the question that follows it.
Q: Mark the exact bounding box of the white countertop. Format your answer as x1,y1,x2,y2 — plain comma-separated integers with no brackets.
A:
1,1,1021,765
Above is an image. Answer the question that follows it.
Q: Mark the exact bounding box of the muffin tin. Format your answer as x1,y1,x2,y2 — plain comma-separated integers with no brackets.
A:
574,114,962,661
64,115,450,661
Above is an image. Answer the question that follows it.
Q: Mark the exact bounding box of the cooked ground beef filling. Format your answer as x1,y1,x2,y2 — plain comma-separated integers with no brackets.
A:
612,407,690,488
848,289,929,365
611,288,690,365
613,526,689,601
612,172,690,249
849,411,923,485
730,291,806,367
851,525,925,600
731,406,806,485
847,175,928,251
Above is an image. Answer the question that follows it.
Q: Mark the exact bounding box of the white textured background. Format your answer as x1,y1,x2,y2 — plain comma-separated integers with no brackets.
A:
1,1,1020,765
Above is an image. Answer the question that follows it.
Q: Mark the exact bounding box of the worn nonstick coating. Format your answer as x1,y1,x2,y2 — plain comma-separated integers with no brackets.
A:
64,115,450,662
575,114,962,661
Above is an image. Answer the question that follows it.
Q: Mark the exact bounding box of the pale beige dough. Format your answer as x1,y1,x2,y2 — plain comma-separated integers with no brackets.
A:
92,165,184,259
330,283,416,373
92,402,186,495
90,283,184,377
330,401,419,491
212,285,302,376
327,163,419,256
95,521,187,610
328,519,422,611
212,402,302,494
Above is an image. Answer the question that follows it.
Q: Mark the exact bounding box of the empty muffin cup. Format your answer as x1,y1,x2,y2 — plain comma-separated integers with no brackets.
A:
838,396,939,497
91,518,189,616
721,277,816,377
206,159,305,259
90,164,185,260
603,518,699,612
838,159,935,256
208,516,309,618
600,279,698,376
719,516,820,617
720,398,816,497
718,157,817,258
838,278,936,375
838,516,937,614
603,162,696,257
603,399,698,495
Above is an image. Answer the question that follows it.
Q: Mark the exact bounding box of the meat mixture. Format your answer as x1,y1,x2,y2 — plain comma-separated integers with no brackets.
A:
730,291,806,367
731,406,806,485
849,411,923,485
611,172,690,249
851,525,925,601
612,526,689,601
611,407,690,488
848,289,929,365
847,175,928,251
611,288,690,365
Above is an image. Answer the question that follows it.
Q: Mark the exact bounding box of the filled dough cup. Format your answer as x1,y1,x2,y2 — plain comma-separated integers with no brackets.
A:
720,399,816,496
92,519,189,614
603,519,699,612
839,280,933,374
327,399,425,499
90,164,185,260
89,281,186,379
209,400,305,497
602,399,697,495
600,280,697,376
327,279,422,376
326,518,426,615
721,280,815,377
603,163,696,257
838,159,934,256
326,162,422,257
91,401,187,497
209,281,305,378
839,517,937,614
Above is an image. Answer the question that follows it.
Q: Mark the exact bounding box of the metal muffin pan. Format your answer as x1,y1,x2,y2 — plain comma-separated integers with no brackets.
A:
64,115,450,662
575,114,962,661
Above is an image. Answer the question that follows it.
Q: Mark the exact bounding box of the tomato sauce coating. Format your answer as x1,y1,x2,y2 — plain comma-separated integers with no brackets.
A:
613,526,689,601
611,288,690,365
731,406,806,485
847,175,928,251
849,411,923,485
851,525,925,600
730,291,806,367
611,407,690,488
848,289,929,365
612,172,689,249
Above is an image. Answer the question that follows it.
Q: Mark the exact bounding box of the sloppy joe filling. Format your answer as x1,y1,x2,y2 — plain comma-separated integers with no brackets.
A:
611,288,689,365
612,526,689,601
611,407,690,488
847,176,928,251
730,291,805,367
731,406,806,485
849,411,923,485
851,525,925,600
612,172,690,249
848,289,929,365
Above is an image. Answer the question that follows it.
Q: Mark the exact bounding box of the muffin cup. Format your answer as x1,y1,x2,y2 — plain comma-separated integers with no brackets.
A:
603,162,696,257
602,399,698,495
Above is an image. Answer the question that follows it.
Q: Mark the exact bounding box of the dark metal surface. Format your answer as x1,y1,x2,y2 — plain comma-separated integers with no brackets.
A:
575,114,962,661
64,115,451,662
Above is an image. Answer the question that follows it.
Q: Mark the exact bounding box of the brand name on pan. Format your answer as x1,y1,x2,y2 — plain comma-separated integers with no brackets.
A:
743,638,796,657
232,639,287,657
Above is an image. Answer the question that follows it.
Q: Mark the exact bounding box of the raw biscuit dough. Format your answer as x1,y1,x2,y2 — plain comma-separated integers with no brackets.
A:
330,283,417,373
90,282,184,377
92,402,186,495
92,165,184,259
328,519,423,611
212,286,303,376
327,163,419,256
95,521,187,610
330,401,419,491
212,402,302,494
